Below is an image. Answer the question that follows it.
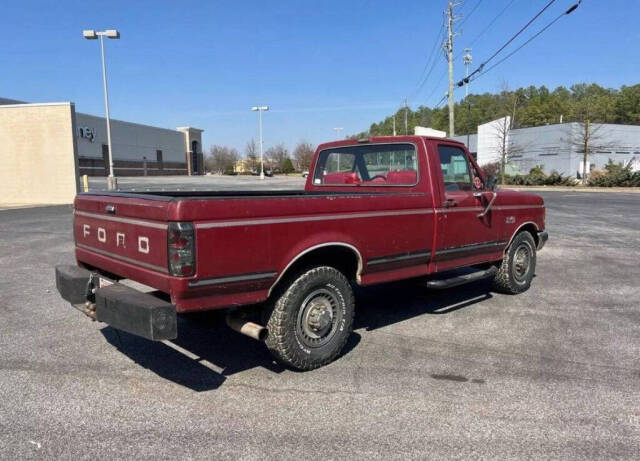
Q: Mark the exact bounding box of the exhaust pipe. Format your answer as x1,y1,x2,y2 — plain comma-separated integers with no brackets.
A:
226,312,268,341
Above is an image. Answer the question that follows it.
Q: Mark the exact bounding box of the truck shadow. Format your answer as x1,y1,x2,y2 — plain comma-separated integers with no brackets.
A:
101,278,492,392
353,278,493,331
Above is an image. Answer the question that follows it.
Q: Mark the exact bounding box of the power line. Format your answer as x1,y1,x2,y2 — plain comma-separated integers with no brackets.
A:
459,0,484,27
453,0,518,62
467,0,518,48
471,1,582,82
434,94,448,109
409,16,446,102
458,0,558,85
482,0,556,65
425,69,448,106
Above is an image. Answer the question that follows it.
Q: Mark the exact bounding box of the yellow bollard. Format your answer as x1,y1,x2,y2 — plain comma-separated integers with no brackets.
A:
82,174,89,192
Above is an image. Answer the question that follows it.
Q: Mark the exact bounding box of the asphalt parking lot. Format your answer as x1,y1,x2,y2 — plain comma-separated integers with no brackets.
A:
1,189,639,459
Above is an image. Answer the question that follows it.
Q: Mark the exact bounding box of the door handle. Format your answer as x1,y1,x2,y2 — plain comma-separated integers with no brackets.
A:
444,198,457,208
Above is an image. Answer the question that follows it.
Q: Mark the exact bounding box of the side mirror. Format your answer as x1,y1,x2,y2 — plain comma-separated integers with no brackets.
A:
486,175,498,191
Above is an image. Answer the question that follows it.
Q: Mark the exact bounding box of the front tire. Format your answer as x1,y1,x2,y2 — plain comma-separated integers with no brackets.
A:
264,266,355,370
492,231,537,294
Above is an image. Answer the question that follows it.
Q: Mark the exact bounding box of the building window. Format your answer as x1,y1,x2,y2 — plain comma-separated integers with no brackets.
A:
156,150,163,170
101,144,109,176
616,152,630,155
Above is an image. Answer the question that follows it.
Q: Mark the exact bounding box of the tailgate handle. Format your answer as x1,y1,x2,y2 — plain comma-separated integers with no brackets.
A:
105,205,116,214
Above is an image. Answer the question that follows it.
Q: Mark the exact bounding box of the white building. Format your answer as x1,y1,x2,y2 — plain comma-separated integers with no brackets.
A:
454,119,640,178
1,96,204,176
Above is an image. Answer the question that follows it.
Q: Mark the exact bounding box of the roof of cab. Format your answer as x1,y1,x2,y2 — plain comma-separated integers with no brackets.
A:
317,135,464,150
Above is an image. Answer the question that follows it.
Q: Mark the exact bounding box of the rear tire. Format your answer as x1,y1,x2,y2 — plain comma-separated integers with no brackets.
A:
492,231,536,294
264,266,355,370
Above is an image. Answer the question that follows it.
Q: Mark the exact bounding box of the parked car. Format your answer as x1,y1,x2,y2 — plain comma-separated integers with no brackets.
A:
251,168,273,177
301,170,309,178
55,135,547,370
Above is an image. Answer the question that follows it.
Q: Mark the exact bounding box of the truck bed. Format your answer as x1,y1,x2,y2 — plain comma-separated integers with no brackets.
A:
80,190,393,198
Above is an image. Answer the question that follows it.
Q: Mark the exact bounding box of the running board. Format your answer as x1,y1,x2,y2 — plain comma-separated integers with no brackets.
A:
425,266,497,290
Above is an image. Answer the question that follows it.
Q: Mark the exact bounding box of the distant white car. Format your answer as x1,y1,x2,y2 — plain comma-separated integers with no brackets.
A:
301,171,309,178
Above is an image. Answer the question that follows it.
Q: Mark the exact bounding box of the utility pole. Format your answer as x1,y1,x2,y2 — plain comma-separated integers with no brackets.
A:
444,1,458,138
582,119,590,183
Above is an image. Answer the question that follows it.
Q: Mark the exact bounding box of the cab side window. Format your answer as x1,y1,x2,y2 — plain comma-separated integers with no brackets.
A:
437,145,472,191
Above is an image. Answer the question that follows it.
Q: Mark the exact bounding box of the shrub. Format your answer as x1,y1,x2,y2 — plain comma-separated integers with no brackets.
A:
282,158,295,175
501,167,576,186
544,171,577,186
587,160,640,187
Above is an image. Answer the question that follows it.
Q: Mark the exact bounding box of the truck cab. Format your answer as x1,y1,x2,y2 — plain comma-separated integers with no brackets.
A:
306,136,545,275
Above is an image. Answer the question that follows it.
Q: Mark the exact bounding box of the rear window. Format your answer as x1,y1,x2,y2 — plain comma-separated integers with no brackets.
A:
313,143,418,186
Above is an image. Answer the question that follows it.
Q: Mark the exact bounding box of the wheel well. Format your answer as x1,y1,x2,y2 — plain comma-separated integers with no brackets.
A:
511,222,539,248
269,245,361,296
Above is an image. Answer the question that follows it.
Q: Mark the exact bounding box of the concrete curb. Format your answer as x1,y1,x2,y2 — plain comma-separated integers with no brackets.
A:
0,203,69,211
501,186,640,194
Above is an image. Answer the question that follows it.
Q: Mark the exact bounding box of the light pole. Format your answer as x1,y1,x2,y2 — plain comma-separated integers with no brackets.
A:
463,49,473,149
333,127,344,170
83,29,120,190
463,48,472,98
251,106,269,179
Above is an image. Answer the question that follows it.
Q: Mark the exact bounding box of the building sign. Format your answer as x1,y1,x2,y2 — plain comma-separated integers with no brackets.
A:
78,126,96,142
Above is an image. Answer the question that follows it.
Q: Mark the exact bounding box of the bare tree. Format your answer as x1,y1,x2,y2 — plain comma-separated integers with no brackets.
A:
292,141,315,171
570,121,611,181
569,97,614,181
491,115,525,184
265,143,289,171
205,145,239,174
492,82,525,184
245,139,259,172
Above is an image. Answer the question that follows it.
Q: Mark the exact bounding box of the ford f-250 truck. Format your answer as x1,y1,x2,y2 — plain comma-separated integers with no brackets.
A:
56,135,548,370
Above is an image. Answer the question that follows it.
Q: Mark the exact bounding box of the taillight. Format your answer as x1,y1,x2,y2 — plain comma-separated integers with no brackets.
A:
168,222,195,276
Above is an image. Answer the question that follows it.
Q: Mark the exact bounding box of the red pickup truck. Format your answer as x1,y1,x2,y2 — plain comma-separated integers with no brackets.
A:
56,136,547,370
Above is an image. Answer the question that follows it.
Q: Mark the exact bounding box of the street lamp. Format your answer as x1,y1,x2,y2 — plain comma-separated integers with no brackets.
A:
251,106,269,179
333,127,344,139
83,29,120,190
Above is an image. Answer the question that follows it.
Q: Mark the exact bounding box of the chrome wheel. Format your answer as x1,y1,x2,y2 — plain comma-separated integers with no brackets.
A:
296,288,341,348
513,242,532,282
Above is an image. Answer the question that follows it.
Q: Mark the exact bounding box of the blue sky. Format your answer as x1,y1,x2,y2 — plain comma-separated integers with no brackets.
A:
2,0,638,153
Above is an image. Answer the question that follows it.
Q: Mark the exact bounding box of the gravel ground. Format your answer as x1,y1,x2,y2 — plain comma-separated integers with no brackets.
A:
0,190,639,459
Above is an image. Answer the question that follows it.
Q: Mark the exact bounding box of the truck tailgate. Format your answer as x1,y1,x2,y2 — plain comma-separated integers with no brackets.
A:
73,194,170,275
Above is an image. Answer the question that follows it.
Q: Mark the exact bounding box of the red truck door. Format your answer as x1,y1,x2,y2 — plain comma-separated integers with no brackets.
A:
431,141,503,270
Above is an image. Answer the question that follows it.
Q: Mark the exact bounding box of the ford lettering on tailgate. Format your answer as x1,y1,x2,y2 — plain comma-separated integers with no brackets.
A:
73,211,168,273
